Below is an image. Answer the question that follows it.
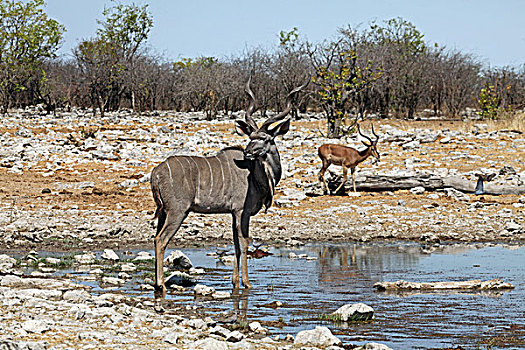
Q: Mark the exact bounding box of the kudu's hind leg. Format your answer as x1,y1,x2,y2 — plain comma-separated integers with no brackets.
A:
154,210,188,292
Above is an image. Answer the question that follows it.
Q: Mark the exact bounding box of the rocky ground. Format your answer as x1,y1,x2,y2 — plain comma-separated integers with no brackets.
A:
0,108,523,252
0,108,524,349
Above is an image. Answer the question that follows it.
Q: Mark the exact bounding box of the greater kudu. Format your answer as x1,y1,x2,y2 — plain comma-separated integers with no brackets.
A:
150,78,308,292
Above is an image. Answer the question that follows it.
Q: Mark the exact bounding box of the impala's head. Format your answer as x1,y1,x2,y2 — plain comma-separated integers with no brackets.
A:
358,124,380,162
235,76,308,161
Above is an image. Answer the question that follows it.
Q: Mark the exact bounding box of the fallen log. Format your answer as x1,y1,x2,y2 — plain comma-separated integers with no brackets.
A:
373,278,514,291
351,175,525,195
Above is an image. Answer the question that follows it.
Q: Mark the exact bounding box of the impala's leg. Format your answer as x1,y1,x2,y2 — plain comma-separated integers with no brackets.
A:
240,212,252,288
154,209,188,293
335,165,348,193
351,167,356,192
231,211,241,289
318,160,329,193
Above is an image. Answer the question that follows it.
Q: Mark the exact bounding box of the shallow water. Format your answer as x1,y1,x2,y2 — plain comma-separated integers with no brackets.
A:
21,243,525,349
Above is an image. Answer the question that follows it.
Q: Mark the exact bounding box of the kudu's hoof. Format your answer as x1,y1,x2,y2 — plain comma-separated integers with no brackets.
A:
153,284,167,298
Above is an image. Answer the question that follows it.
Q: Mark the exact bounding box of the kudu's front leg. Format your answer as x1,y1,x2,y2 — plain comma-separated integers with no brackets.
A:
231,211,241,289
240,213,252,288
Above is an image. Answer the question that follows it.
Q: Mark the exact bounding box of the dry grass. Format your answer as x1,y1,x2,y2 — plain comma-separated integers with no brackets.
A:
486,111,525,132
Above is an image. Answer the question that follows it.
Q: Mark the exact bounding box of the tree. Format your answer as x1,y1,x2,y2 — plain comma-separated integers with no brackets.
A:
308,28,381,138
0,0,65,112
98,1,153,111
73,1,153,115
74,38,122,117
368,18,428,118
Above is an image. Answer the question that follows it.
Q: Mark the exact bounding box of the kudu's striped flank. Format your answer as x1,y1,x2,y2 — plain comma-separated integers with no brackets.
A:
150,78,308,292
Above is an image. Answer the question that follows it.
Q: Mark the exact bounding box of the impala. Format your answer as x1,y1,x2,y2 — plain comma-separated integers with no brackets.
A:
318,124,380,194
150,77,308,292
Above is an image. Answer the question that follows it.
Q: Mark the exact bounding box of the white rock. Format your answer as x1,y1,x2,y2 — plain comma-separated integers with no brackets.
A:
101,276,125,285
294,326,342,347
63,290,91,302
74,253,96,264
410,186,425,195
194,284,215,296
121,262,137,272
164,250,193,269
226,330,244,342
402,140,420,149
248,321,267,333
505,220,522,232
212,291,231,299
101,249,119,261
22,320,50,334
190,267,205,274
209,325,231,338
332,303,375,321
45,257,61,265
163,333,179,344
134,251,154,261
188,338,228,350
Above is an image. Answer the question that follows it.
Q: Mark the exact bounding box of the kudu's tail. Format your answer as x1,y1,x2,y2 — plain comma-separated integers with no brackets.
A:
150,172,163,220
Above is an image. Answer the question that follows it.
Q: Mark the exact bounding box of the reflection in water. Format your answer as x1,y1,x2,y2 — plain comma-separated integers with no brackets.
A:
231,288,250,322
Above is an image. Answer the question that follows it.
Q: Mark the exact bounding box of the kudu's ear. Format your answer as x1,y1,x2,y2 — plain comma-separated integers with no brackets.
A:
235,120,255,136
267,118,290,138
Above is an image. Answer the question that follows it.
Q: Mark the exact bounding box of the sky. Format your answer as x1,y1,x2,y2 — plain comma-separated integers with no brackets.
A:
45,0,525,68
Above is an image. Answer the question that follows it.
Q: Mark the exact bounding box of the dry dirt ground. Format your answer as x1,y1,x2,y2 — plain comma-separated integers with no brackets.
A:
0,116,523,253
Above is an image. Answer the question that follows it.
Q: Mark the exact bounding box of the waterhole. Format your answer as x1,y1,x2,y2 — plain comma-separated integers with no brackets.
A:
19,243,525,349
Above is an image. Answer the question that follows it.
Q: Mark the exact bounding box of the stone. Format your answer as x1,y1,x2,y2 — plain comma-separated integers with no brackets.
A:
163,333,179,344
402,140,420,149
248,321,267,333
443,187,470,202
226,330,244,342
505,220,522,232
74,253,96,264
212,291,231,299
22,320,50,334
0,254,16,273
164,250,193,269
194,284,215,296
188,338,228,350
101,276,125,285
63,290,91,302
120,263,137,272
101,249,119,261
209,325,231,338
332,302,375,321
0,341,47,350
410,186,425,195
134,251,154,261
45,257,60,265
294,326,342,347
